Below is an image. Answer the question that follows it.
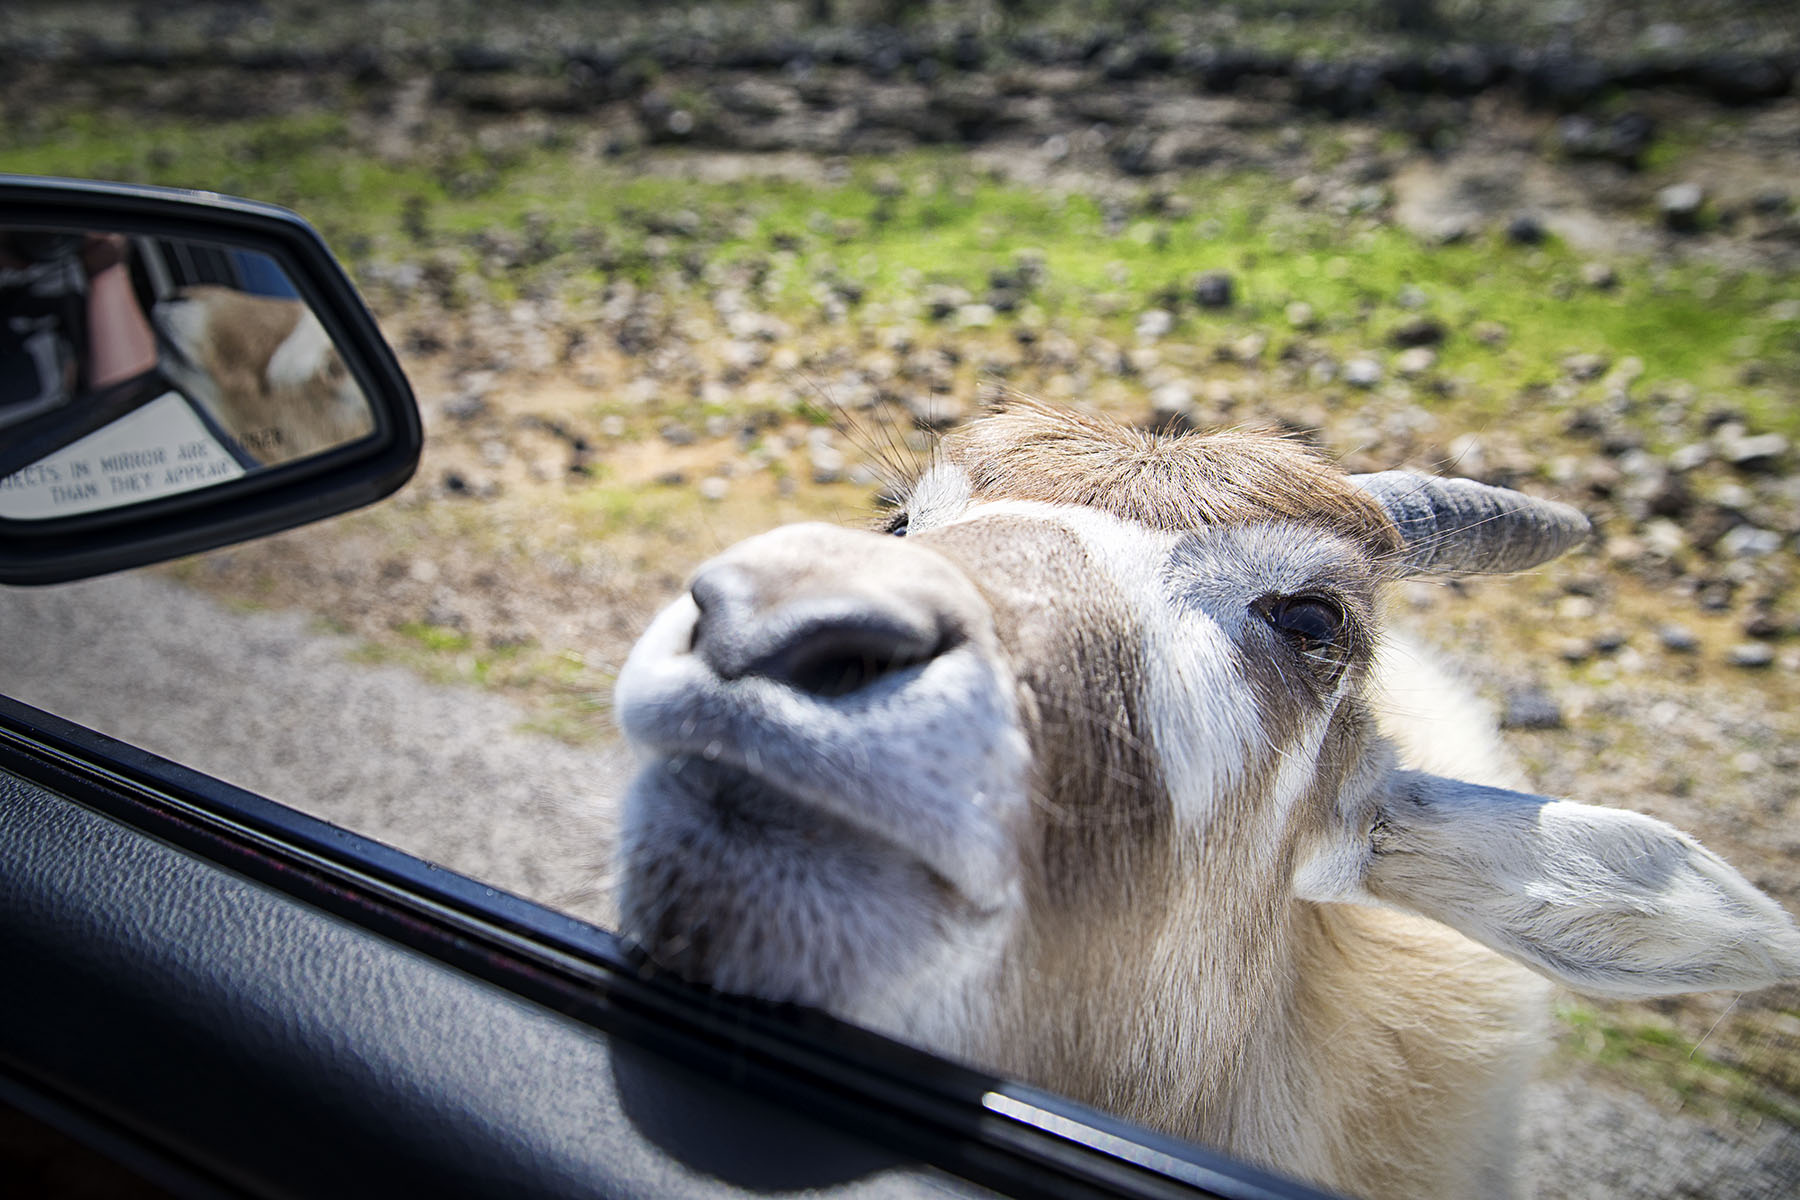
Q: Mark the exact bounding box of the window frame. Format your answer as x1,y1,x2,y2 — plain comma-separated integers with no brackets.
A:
0,692,1341,1200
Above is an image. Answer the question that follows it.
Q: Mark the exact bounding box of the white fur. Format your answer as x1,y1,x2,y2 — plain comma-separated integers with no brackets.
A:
264,308,334,391
615,569,1031,914
613,446,1800,1200
903,461,975,533
1353,774,1800,997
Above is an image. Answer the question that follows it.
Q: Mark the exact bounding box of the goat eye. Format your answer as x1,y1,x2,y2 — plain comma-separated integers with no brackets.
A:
1257,595,1352,686
1266,596,1342,645
1255,593,1350,674
884,512,910,537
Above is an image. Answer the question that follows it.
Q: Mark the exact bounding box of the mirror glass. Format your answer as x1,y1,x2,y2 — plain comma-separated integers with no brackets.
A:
0,226,376,521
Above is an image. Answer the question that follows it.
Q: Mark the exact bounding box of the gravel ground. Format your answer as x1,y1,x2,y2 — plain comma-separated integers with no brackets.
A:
0,570,623,924
2,568,1795,1198
1525,1075,1800,1200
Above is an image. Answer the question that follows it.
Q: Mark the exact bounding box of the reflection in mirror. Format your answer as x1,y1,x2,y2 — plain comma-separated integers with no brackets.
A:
0,226,376,522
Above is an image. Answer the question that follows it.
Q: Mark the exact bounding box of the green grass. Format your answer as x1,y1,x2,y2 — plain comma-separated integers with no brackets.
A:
9,108,1795,446
396,621,474,654
350,622,612,734
1556,1001,1800,1126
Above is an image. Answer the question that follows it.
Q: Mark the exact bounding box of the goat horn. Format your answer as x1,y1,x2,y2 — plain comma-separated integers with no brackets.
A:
1350,472,1590,577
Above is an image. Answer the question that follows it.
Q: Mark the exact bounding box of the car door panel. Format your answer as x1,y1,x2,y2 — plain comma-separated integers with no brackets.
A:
0,695,1330,1200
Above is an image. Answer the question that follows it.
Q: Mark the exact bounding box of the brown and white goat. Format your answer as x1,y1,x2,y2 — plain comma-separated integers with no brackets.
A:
154,285,373,465
612,401,1800,1199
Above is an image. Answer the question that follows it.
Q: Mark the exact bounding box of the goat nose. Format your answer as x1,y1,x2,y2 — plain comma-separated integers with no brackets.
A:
689,560,949,698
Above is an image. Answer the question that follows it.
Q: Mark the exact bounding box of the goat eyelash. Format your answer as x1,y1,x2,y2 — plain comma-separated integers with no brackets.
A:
1254,591,1365,689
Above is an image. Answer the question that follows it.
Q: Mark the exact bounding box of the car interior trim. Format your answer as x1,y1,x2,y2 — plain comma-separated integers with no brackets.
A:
0,694,1341,1200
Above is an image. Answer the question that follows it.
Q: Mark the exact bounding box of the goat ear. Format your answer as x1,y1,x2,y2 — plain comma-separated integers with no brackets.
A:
1325,771,1800,998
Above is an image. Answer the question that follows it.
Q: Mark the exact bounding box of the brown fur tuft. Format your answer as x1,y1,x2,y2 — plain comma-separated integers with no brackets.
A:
941,398,1401,556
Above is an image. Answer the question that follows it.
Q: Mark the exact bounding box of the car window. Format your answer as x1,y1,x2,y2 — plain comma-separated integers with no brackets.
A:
3,4,1798,1199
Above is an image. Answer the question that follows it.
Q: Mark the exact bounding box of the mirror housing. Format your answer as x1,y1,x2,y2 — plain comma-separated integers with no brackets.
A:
0,175,420,585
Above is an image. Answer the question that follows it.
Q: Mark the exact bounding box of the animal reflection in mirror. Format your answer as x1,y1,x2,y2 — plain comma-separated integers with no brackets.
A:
155,284,374,466
612,400,1800,1200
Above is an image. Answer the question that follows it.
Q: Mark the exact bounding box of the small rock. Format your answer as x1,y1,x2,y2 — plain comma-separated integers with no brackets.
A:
1751,189,1791,216
1591,631,1628,655
659,422,696,446
1231,333,1267,363
1192,271,1235,309
809,443,846,484
1557,637,1594,664
1718,526,1783,558
956,303,997,328
1668,441,1711,472
1149,381,1196,430
1562,353,1610,382
1657,183,1706,233
1644,475,1692,519
1472,321,1509,347
698,477,730,501
1394,285,1429,311
1558,596,1597,621
1135,308,1174,340
653,469,687,486
1501,688,1565,730
1657,624,1701,653
424,597,464,630
1580,261,1618,289
1127,346,1161,375
1284,301,1317,330
1448,433,1487,478
1557,111,1657,168
1394,347,1437,377
1719,431,1789,471
924,285,973,321
1743,612,1785,640
442,391,490,422
1641,520,1688,558
903,392,968,431
1563,407,1606,437
985,287,1022,314
1431,218,1473,245
1727,642,1775,669
1344,357,1383,388
1601,427,1644,457
1505,214,1546,245
1389,316,1446,348
1698,580,1736,612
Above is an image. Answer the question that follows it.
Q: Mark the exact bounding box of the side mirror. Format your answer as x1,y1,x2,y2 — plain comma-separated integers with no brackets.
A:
0,175,420,585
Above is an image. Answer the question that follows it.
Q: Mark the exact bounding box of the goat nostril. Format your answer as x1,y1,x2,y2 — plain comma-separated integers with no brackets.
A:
754,625,944,698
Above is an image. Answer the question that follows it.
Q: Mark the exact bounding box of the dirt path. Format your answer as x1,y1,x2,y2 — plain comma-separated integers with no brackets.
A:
2,569,1795,1197
0,569,622,923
